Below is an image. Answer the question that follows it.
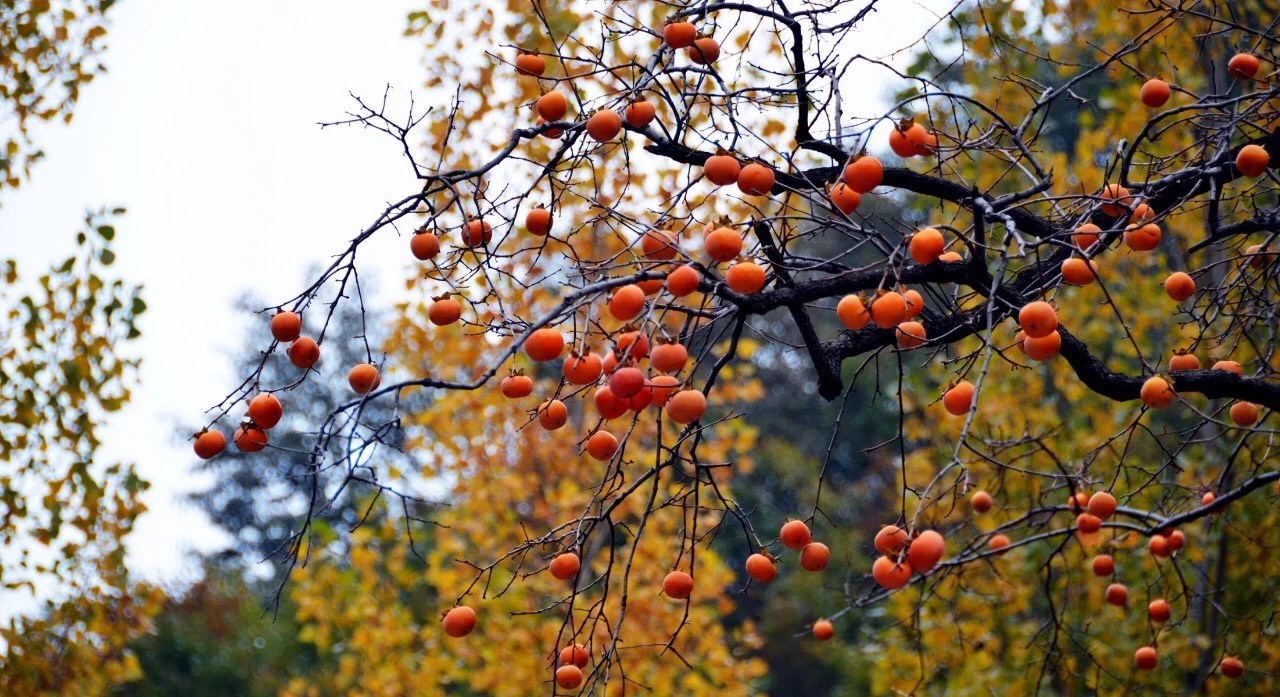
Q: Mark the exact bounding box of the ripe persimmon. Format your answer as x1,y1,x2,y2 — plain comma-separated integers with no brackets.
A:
1068,491,1090,512
627,387,653,412
1140,78,1171,108
665,389,707,424
1212,359,1243,374
907,530,945,572
895,320,926,349
662,20,697,48
1148,599,1171,623
1220,656,1244,678
836,294,870,330
666,264,701,297
624,99,656,128
888,124,919,158
1092,554,1114,577
442,606,476,638
970,490,993,514
1168,529,1186,550
812,619,834,641
874,525,909,555
943,380,975,416
686,36,720,64
939,251,963,262
525,327,565,361
909,228,946,265
536,90,568,121
537,399,568,430
640,229,679,260
637,279,663,296
410,231,441,260
800,542,830,571
347,364,381,395
586,109,622,142
1164,272,1195,302
1073,223,1101,249
1130,202,1155,223
1228,52,1260,79
1124,223,1161,251
1140,376,1175,409
780,520,812,549
1235,143,1270,177
645,374,682,407
461,219,493,247
843,155,883,193
987,534,1010,552
1019,301,1058,339
234,425,268,453
287,337,320,370
1245,243,1276,268
1105,582,1128,606
737,163,775,196
1061,258,1097,285
549,552,581,580
870,291,907,329
904,123,937,153
650,342,688,374
1202,491,1217,507
704,226,744,262
270,311,302,342
1149,534,1171,557
559,643,589,669
615,330,650,359
872,555,913,589
829,182,861,214
903,289,924,319
585,430,618,461
500,373,533,399
1076,513,1102,534
703,153,741,185
745,553,776,583
563,352,603,385
1169,351,1199,372
248,393,283,429
514,52,546,76
193,430,227,459
429,297,463,326
1087,491,1117,520
535,116,562,138
662,570,694,599
609,284,646,322
1230,401,1259,426
1100,183,1132,217
593,386,629,420
726,261,767,294
1134,646,1158,670
1024,331,1061,361
525,206,552,236
608,366,646,398
555,665,583,689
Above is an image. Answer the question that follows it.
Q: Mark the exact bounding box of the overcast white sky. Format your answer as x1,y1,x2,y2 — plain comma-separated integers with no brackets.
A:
0,0,954,599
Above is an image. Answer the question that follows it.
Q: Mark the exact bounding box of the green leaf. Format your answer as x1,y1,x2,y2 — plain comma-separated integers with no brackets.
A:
96,225,114,240
130,297,146,315
99,248,114,266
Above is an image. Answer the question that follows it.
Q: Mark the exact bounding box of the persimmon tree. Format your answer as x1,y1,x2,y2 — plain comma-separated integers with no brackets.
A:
196,0,1280,693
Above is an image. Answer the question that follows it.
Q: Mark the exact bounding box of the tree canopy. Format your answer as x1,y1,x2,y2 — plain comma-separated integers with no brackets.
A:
189,0,1280,693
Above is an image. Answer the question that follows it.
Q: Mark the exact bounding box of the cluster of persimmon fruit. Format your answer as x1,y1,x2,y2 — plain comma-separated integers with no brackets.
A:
959,486,1247,678
192,18,1272,687
191,310,384,461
